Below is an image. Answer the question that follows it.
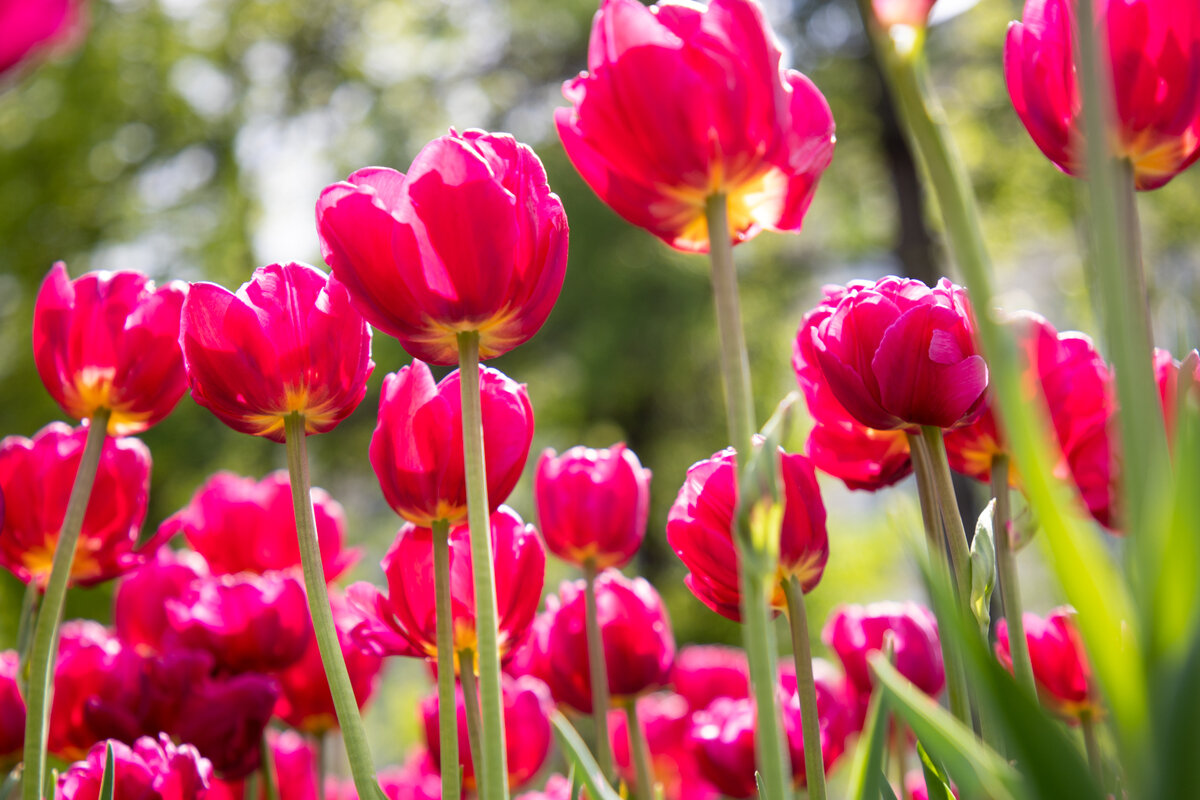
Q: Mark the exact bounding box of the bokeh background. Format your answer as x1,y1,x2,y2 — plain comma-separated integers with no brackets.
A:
2,0,1199,778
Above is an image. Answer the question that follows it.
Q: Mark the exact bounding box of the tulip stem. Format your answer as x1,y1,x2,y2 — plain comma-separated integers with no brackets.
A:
919,428,972,605
582,560,615,781
459,655,485,782
284,413,383,800
316,733,327,800
991,456,1036,697
261,731,279,800
1080,711,1105,787
456,331,510,800
21,408,110,800
781,576,828,800
623,701,654,800
432,519,462,800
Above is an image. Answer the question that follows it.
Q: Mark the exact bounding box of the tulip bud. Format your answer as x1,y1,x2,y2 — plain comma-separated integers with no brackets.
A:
57,735,212,800
996,607,1099,722
822,603,945,702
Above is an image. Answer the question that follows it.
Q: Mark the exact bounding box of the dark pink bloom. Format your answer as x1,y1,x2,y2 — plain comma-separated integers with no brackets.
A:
805,277,987,431
204,729,327,800
777,658,860,769
180,261,373,442
164,470,357,582
370,360,534,527
541,569,674,713
316,129,569,365
1005,0,1200,190
0,422,154,587
174,671,279,779
556,0,835,253
57,735,212,800
667,445,828,621
0,650,24,764
113,548,208,653
670,644,750,711
872,0,937,28
609,693,720,800
48,621,141,760
996,607,1098,721
350,505,545,667
688,698,763,799
823,602,945,700
422,675,554,791
274,590,383,734
535,443,651,569
33,262,188,435
166,570,311,674
0,0,83,77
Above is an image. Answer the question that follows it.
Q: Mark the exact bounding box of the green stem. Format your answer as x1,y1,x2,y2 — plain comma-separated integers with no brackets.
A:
459,655,484,788
22,408,110,800
1081,712,1105,788
315,733,327,800
284,414,381,800
991,456,1036,697
583,561,615,781
261,731,279,800
623,701,654,800
739,562,791,800
781,576,828,800
919,428,972,599
456,331,510,800
432,519,462,800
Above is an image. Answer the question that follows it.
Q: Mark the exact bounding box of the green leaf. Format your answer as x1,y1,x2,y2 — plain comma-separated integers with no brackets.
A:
969,500,997,635
879,773,900,800
847,687,890,800
99,742,116,800
735,392,798,569
917,740,956,800
551,712,623,800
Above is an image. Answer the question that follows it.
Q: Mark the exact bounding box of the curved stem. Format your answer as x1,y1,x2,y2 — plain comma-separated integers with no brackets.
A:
284,414,381,800
582,560,614,781
782,576,828,800
991,456,1036,696
432,519,462,800
623,701,654,800
22,408,110,800
456,331,510,800
920,428,972,598
459,656,485,786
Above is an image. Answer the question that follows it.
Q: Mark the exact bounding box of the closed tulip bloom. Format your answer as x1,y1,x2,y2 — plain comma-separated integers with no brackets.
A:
180,261,373,442
174,671,280,779
33,262,189,435
0,422,154,588
667,445,828,622
1006,0,1200,191
535,443,651,568
996,607,1098,721
557,0,835,252
823,603,945,701
350,506,545,666
165,470,358,582
57,735,212,800
0,651,24,764
316,129,569,365
1155,347,1200,440
370,360,534,528
671,644,750,711
422,675,554,791
113,548,209,653
608,693,720,800
542,569,675,713
806,277,987,431
0,0,82,77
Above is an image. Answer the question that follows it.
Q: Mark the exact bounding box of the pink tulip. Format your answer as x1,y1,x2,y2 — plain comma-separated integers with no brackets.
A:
33,262,188,435
541,569,674,713
608,693,720,800
670,644,750,711
996,607,1099,721
422,675,554,791
173,671,280,779
350,505,545,666
164,470,358,582
180,261,373,442
57,734,212,800
872,0,937,28
514,775,573,800
0,422,154,588
1155,347,1200,441
370,360,534,528
113,548,209,653
804,277,987,431
777,658,860,769
535,443,651,569
556,0,835,253
667,445,828,621
823,603,945,701
0,650,24,764
0,0,83,77
316,129,569,365
48,621,140,760
1006,0,1200,190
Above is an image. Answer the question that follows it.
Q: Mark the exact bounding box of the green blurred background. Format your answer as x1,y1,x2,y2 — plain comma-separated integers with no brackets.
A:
1,0,1199,774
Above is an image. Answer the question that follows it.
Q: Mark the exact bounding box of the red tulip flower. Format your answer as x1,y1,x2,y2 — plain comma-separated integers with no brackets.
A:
667,445,828,622
823,603,945,701
541,569,675,713
113,548,208,653
0,651,24,765
535,442,652,569
0,422,154,588
556,0,835,253
48,621,140,760
422,675,554,791
33,262,189,436
370,360,534,528
778,658,860,770
996,607,1099,721
670,644,750,711
0,0,83,77
1005,0,1200,191
316,129,569,365
165,470,358,582
350,506,545,667
180,261,373,442
608,693,720,800
173,671,280,779
804,277,987,431
57,735,212,800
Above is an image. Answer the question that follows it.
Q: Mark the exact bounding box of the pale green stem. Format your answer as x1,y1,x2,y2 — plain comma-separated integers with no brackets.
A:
284,413,382,800
22,408,110,800
261,732,279,800
623,701,654,800
582,560,614,781
456,331,510,800
1081,712,1105,788
738,561,791,800
781,576,828,800
919,427,972,600
991,456,1036,696
458,655,484,787
432,519,462,800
